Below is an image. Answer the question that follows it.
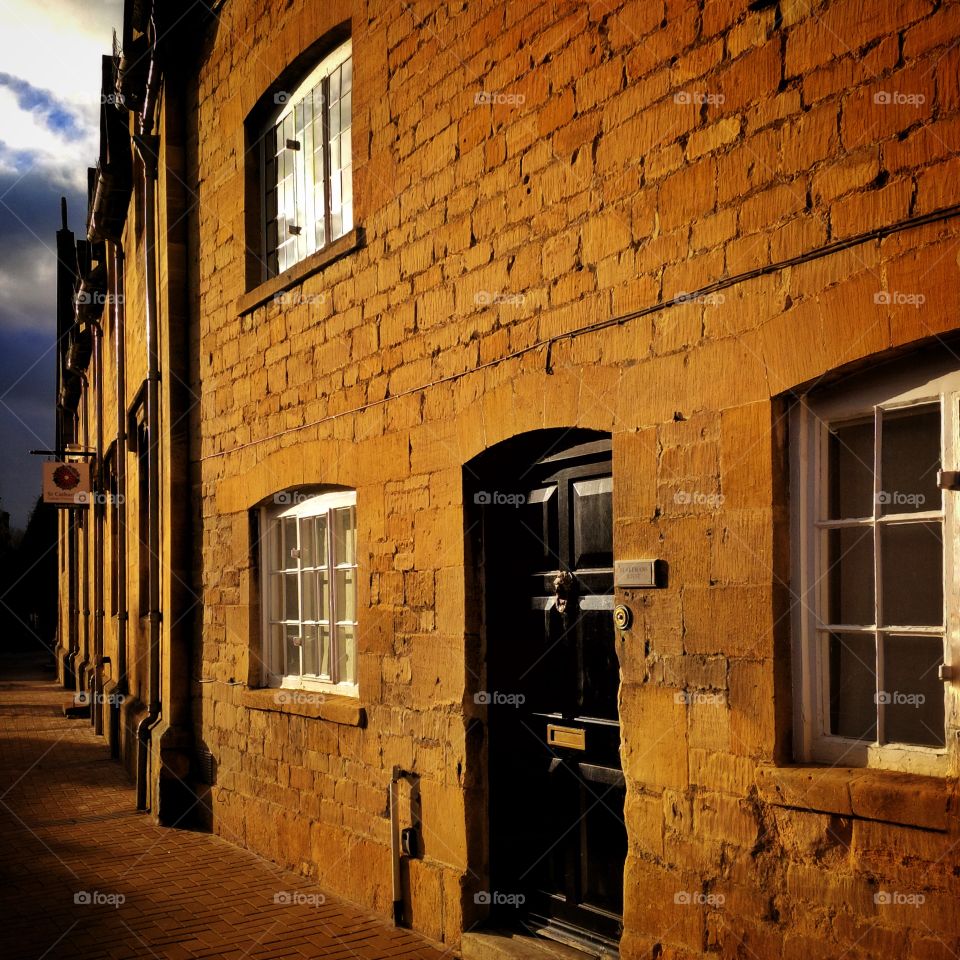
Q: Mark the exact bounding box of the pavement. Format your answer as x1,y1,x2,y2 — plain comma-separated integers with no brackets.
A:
0,654,454,960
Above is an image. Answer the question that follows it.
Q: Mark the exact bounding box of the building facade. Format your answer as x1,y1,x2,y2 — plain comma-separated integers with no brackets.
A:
56,0,960,957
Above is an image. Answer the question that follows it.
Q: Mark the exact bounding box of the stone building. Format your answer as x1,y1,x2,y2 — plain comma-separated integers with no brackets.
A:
55,0,960,956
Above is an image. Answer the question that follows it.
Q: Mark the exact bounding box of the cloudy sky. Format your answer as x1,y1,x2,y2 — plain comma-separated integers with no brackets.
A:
0,0,122,528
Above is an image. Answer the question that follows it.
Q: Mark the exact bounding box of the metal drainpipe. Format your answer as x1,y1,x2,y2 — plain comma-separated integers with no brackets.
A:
135,46,162,807
390,771,403,924
80,380,90,695
390,767,417,926
68,507,78,685
114,243,128,698
89,318,105,734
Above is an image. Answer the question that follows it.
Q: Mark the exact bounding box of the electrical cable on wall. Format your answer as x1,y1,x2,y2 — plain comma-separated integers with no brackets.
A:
197,201,960,463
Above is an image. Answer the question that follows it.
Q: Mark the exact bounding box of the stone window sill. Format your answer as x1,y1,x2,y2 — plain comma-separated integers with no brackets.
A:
240,687,365,726
755,764,951,832
237,227,364,316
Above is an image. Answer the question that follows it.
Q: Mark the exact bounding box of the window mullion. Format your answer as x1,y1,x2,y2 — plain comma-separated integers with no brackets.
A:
303,89,314,259
262,508,272,683
943,392,956,734
295,518,304,679
327,508,337,684
815,415,831,741
259,134,267,282
873,408,885,746
322,76,332,251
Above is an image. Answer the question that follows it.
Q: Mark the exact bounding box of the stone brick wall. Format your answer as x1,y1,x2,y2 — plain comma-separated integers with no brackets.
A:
56,93,193,790
186,0,960,955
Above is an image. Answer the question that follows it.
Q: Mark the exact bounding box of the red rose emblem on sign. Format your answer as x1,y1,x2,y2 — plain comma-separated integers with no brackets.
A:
53,465,81,490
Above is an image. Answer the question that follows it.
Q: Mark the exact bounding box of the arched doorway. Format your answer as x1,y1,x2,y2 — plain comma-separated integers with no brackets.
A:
465,430,625,955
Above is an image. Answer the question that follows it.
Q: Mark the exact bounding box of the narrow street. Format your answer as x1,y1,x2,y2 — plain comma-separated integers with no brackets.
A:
0,655,451,960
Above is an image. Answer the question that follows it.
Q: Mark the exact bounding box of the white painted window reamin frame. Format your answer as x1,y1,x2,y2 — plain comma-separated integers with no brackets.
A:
260,489,359,698
791,352,960,776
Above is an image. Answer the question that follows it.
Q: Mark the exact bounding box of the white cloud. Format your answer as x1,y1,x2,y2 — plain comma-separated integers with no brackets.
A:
0,0,122,110
0,1,121,524
0,239,58,333
0,0,123,188
0,91,95,192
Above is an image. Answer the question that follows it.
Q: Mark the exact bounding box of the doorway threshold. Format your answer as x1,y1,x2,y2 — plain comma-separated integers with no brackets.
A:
462,929,617,960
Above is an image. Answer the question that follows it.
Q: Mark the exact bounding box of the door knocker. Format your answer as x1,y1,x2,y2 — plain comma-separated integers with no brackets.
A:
553,570,575,615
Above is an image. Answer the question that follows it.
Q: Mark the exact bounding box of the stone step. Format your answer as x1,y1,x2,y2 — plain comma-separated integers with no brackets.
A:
461,930,605,960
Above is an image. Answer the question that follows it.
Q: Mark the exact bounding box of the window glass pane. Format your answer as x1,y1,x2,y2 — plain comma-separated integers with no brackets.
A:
302,103,316,257
883,634,945,747
269,574,283,621
285,624,302,677
334,506,356,564
880,406,941,515
331,168,342,209
319,625,331,678
270,625,284,675
282,516,297,568
266,219,278,260
827,527,874,626
293,110,307,261
269,519,283,573
828,419,874,520
329,97,341,137
337,623,355,683
302,624,319,676
342,57,352,92
314,183,326,249
828,632,877,741
342,148,353,202
284,572,299,620
330,66,341,103
336,568,356,623
301,570,318,621
319,568,330,622
315,514,329,567
880,522,943,626
300,516,316,567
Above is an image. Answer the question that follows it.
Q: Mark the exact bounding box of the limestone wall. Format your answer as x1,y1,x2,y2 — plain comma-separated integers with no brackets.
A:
186,1,960,955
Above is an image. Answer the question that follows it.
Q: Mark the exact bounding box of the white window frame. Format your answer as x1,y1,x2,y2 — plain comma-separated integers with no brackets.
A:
791,352,960,776
260,489,359,698
260,38,353,279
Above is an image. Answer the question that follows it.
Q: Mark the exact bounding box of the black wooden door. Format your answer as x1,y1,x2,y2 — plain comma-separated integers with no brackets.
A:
486,438,625,952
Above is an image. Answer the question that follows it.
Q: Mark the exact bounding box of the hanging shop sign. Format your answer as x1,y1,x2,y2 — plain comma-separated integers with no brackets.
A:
43,461,92,506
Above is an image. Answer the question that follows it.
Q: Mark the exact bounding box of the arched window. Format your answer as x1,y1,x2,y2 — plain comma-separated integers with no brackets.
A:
258,39,353,278
260,489,358,695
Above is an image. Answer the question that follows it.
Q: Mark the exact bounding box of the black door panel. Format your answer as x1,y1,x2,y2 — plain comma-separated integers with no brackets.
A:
486,440,624,951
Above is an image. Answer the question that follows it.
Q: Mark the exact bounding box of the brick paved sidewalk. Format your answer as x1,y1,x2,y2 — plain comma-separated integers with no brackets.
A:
0,656,454,960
